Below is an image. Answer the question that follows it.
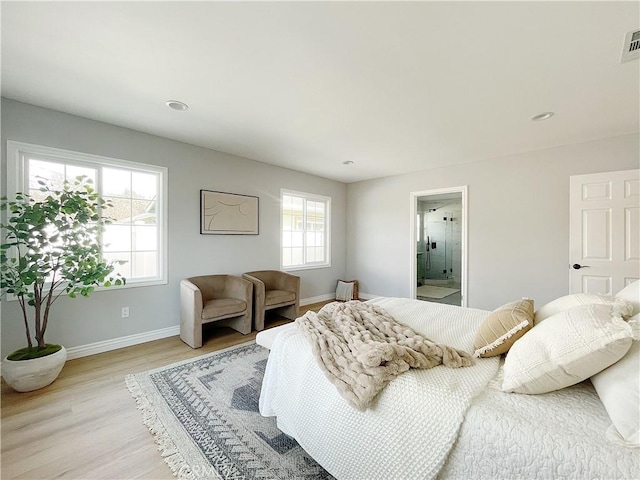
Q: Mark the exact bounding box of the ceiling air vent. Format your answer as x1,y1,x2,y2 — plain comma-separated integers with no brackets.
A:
621,29,640,63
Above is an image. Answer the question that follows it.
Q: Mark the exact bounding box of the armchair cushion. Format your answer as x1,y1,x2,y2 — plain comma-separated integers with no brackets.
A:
202,298,247,320
266,289,296,306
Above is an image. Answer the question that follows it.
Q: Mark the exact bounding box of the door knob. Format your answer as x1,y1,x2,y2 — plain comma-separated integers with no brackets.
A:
572,264,590,270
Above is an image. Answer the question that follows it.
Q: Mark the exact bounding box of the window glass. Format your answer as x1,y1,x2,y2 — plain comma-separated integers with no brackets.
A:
132,172,157,199
132,252,157,278
281,190,331,270
133,225,157,251
102,168,131,197
66,164,96,183
103,197,132,224
8,141,167,288
29,159,65,190
103,224,132,252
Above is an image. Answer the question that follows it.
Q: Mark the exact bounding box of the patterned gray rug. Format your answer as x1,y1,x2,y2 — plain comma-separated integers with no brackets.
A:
126,342,332,480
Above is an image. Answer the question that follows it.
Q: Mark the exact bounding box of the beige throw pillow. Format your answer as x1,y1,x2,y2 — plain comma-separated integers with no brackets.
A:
502,303,634,395
473,299,534,358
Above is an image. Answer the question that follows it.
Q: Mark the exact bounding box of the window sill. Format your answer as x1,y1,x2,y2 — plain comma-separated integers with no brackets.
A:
3,278,168,301
282,263,332,272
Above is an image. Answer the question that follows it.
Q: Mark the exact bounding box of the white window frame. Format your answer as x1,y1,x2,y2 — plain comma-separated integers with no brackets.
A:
6,141,168,290
280,188,331,271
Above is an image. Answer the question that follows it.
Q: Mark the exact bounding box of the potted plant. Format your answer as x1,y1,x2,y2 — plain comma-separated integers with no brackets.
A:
0,176,125,392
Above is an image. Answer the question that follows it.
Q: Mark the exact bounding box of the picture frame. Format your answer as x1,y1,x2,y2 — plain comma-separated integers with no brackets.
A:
200,190,259,235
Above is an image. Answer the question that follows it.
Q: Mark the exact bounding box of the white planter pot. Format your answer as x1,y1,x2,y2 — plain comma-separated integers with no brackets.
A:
2,346,67,392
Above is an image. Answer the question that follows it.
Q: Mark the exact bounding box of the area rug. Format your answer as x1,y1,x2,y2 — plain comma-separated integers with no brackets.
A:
416,285,460,299
126,342,332,480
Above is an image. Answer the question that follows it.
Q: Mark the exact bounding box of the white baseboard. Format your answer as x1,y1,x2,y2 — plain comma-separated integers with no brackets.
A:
300,293,335,305
0,292,382,377
66,325,180,360
59,293,367,361
357,291,377,300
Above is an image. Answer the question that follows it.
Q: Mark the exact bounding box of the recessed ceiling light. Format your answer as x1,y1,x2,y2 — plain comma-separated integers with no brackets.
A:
166,100,189,111
531,112,555,121
343,160,354,165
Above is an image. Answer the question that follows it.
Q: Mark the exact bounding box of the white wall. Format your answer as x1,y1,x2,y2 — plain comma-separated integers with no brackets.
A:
347,134,640,310
1,99,347,355
3,97,638,355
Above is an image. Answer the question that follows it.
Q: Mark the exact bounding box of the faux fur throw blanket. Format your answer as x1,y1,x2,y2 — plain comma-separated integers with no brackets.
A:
296,301,475,410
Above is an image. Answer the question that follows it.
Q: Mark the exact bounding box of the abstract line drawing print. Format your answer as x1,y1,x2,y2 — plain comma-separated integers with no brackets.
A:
200,190,259,235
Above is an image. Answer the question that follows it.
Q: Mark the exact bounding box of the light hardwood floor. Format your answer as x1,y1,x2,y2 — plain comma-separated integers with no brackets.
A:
1,303,327,480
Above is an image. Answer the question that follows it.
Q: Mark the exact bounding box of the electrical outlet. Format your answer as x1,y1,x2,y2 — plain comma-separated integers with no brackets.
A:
121,307,129,318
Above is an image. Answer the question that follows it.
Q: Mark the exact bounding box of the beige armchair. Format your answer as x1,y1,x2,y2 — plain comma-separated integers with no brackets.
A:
242,270,300,331
180,274,253,348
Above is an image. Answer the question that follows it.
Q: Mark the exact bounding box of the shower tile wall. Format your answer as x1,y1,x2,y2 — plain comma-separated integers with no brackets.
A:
418,199,462,288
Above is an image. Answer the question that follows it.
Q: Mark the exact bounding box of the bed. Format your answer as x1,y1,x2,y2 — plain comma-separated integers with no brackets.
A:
258,289,640,480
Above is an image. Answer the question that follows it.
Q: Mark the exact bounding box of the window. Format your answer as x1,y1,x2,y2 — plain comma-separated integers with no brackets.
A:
7,141,167,287
281,189,331,270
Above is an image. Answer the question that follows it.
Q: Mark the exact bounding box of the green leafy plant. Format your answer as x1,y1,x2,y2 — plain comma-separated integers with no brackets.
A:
1,176,125,359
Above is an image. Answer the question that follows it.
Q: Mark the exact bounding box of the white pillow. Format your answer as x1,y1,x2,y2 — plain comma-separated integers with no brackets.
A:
591,313,640,448
616,280,640,317
534,293,632,325
502,303,634,394
336,280,355,301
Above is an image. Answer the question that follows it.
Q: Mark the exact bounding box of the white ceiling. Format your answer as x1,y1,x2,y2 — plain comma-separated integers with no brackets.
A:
2,2,638,183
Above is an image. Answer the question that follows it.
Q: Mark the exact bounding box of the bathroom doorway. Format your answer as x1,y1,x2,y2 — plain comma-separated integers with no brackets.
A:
410,186,467,306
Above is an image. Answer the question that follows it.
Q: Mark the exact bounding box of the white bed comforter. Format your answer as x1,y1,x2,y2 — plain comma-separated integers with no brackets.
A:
259,297,499,480
439,363,640,480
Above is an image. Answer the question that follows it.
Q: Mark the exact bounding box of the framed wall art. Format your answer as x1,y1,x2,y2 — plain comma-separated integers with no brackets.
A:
200,190,259,235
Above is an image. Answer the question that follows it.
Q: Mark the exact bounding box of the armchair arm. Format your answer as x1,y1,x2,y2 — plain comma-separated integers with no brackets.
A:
242,273,265,304
180,279,204,348
181,279,203,321
243,273,265,331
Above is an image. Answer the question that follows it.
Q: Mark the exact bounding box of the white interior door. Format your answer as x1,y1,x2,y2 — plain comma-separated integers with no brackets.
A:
570,169,640,294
